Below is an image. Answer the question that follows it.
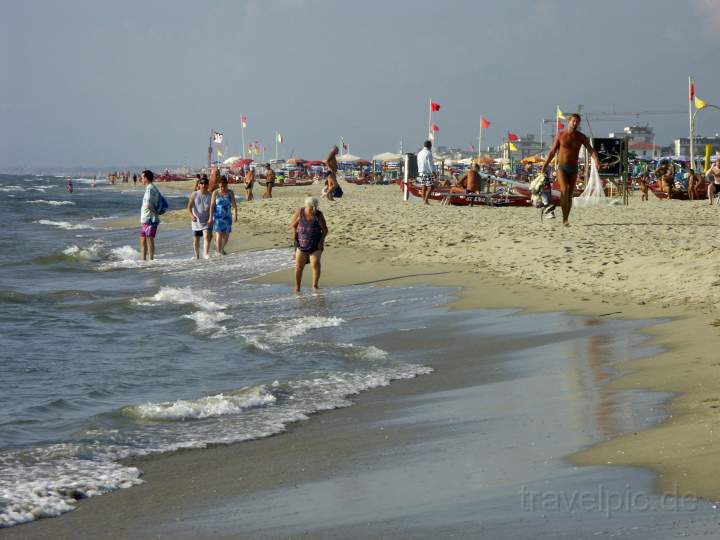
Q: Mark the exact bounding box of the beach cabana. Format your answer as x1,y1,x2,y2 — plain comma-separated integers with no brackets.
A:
372,152,403,163
337,153,367,164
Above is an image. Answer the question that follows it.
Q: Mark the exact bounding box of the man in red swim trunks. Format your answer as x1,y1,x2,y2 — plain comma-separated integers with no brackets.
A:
542,113,600,226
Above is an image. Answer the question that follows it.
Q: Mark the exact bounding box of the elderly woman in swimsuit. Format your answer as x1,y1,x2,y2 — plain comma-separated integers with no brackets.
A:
291,196,328,292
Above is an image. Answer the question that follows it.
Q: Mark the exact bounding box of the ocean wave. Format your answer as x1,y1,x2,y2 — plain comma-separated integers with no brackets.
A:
123,385,276,421
27,200,75,206
241,316,344,350
183,310,231,335
132,286,227,312
0,453,142,528
0,185,24,192
35,219,92,231
62,242,110,262
0,362,433,528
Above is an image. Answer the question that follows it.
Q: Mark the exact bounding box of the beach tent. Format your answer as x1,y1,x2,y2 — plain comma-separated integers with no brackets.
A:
372,152,403,162
337,153,367,163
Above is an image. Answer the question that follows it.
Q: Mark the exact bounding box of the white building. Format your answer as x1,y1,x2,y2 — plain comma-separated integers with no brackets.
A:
674,135,720,159
608,126,656,159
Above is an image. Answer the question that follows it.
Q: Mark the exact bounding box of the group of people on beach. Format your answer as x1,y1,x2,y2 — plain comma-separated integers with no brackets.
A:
416,113,601,226
139,152,331,291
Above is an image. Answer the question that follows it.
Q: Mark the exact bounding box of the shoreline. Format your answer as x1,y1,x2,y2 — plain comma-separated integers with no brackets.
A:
5,180,712,536
106,179,720,501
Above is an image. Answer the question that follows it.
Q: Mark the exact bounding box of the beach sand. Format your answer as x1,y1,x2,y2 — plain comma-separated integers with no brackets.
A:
12,180,718,537
160,179,720,500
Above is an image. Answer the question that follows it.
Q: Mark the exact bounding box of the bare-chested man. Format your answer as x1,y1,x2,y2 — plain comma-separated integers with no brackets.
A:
459,163,482,193
325,146,339,202
542,113,600,226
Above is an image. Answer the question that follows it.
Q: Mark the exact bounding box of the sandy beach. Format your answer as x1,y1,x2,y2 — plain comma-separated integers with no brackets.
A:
167,179,720,500
9,179,720,538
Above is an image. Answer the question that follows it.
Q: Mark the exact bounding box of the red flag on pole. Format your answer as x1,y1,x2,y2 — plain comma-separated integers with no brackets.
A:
690,80,695,102
508,132,519,141
481,117,491,129
431,123,440,132
431,101,441,112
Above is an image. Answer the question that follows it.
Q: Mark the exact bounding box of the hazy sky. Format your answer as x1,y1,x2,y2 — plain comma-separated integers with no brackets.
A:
2,0,719,168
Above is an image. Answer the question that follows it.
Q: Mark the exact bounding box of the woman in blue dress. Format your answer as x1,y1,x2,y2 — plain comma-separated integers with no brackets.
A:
208,176,238,256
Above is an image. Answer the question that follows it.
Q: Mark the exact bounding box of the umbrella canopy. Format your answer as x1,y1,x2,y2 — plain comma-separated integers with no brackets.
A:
305,160,326,166
521,155,545,164
372,152,403,162
476,155,495,165
227,158,253,169
336,153,366,163
286,157,307,165
222,156,243,165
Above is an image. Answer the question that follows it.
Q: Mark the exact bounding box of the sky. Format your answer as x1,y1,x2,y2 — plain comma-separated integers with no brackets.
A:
1,0,720,169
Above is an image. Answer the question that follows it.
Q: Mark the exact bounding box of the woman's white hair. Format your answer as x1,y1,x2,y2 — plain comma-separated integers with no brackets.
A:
304,196,319,210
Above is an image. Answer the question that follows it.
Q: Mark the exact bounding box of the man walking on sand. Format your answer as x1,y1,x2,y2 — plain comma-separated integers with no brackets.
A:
417,140,436,205
542,113,600,226
139,170,161,260
325,146,339,202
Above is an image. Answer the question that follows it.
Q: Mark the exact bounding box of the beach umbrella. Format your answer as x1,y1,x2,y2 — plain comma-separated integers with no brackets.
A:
287,157,307,165
227,158,253,169
305,160,326,166
223,156,243,165
521,155,545,164
476,155,495,165
372,152,403,162
336,153,366,163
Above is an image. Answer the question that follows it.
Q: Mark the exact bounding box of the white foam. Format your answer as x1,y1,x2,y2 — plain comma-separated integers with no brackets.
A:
0,456,142,528
133,286,227,312
184,311,231,335
62,242,109,261
242,316,344,350
36,219,92,231
0,185,24,192
125,385,276,421
27,199,75,206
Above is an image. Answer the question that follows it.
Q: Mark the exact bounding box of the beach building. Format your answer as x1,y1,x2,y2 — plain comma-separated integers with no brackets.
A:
608,126,656,159
674,134,720,158
498,134,544,161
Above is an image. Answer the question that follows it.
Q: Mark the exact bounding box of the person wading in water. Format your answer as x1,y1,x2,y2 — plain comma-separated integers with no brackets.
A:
291,197,328,292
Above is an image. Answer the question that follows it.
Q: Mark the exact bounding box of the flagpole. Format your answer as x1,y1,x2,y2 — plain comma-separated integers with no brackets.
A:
478,118,482,159
428,98,433,141
208,129,213,168
275,132,278,161
242,116,246,159
689,76,694,167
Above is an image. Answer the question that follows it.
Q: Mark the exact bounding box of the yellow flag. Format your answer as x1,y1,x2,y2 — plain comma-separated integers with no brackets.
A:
695,96,707,109
509,143,519,152
556,106,566,119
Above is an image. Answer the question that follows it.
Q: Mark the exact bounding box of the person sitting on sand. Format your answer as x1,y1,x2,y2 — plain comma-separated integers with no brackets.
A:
458,164,482,193
208,176,238,256
263,165,275,199
542,113,600,226
291,196,328,292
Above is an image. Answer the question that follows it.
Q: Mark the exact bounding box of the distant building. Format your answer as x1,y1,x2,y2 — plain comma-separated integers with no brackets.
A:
498,134,544,161
674,135,720,158
608,126,656,159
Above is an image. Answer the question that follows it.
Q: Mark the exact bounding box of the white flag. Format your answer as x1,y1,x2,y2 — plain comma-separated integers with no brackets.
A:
213,132,224,144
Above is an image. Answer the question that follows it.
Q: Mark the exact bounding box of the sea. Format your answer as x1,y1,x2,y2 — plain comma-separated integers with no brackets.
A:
0,174,444,527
